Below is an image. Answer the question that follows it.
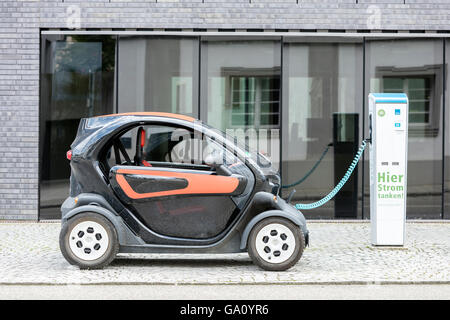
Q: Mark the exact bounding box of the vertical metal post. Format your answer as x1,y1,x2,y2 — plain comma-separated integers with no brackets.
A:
442,38,446,219
198,36,202,120
361,37,366,219
115,35,119,114
279,37,284,182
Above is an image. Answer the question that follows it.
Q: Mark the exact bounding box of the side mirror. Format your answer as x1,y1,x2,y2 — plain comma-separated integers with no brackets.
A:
204,151,223,168
205,151,232,176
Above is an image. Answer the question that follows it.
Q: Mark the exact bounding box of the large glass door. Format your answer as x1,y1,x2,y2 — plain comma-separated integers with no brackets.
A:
281,37,364,219
39,35,116,219
200,37,281,171
365,38,443,219
117,36,199,117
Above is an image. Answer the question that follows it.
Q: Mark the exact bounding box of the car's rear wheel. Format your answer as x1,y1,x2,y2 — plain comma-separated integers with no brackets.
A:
247,217,305,271
60,212,119,269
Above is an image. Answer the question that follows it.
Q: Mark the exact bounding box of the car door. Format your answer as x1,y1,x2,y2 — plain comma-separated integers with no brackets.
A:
109,124,249,239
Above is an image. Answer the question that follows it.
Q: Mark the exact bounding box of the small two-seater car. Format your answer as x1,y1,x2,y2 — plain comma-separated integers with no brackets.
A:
60,112,309,271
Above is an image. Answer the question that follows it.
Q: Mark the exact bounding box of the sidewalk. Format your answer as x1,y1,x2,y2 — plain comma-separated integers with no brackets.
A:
2,284,450,300
0,221,449,285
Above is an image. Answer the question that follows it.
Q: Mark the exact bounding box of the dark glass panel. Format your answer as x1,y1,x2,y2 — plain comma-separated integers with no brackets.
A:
281,38,364,219
40,35,116,219
365,38,443,219
117,36,199,117
200,38,281,170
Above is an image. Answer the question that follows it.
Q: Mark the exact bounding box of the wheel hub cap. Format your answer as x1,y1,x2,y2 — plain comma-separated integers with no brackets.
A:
255,223,296,264
69,221,109,261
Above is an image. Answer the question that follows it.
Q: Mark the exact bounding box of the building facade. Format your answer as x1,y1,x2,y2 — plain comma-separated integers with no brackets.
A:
2,0,450,221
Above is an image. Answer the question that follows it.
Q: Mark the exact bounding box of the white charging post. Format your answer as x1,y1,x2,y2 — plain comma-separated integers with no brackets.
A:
368,93,408,246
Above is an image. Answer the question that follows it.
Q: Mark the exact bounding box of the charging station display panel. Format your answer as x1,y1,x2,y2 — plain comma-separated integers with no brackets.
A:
369,93,408,246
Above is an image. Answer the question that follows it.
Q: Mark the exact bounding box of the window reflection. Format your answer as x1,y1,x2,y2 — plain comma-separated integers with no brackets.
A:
39,34,448,221
229,76,280,127
40,35,116,219
200,38,281,170
383,77,433,125
365,38,443,218
282,39,363,219
117,36,199,117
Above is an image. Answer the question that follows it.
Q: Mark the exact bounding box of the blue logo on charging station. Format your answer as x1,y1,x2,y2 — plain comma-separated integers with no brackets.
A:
395,109,400,115
395,123,401,127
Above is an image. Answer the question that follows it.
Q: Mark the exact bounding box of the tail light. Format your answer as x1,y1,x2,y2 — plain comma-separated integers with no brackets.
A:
66,150,72,161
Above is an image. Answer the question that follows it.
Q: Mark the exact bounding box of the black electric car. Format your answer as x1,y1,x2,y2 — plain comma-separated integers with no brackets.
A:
59,112,309,271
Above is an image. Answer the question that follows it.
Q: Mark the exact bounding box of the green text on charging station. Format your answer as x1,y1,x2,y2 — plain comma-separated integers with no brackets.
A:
377,171,404,199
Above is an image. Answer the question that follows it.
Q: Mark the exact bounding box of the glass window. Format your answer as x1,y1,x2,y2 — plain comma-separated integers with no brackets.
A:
102,125,183,169
101,124,240,171
40,35,116,219
281,38,364,219
39,34,448,221
365,38,443,219
229,76,280,127
117,36,199,117
200,37,281,170
383,76,433,125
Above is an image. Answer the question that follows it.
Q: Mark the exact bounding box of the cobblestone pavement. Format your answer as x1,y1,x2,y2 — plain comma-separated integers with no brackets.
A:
0,222,449,285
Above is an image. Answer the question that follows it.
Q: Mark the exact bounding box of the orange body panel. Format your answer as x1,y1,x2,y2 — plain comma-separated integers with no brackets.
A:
95,112,196,122
116,168,239,199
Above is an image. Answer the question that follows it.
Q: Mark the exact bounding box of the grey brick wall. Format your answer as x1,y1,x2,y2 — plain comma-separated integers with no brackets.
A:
0,0,449,220
0,1,39,220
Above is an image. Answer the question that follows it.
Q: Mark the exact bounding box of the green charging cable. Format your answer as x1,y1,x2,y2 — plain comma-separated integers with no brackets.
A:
294,139,368,210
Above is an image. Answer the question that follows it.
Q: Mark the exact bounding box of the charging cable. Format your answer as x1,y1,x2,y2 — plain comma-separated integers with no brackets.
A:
294,139,368,210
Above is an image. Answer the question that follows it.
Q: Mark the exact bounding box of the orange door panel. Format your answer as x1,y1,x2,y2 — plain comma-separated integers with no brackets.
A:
114,168,241,200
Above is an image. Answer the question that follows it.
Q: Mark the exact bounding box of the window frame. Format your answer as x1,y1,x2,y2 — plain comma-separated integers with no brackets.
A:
377,64,443,137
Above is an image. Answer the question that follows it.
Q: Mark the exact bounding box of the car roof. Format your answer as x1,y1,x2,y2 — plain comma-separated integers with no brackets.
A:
94,112,196,123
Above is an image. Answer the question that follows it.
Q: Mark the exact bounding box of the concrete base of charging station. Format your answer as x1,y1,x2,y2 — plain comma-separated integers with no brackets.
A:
370,245,408,250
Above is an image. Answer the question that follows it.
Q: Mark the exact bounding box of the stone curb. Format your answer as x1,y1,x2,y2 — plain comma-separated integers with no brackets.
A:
1,220,449,224
0,281,449,286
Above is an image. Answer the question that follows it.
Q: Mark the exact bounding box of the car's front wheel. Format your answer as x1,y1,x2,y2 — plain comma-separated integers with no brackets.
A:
59,212,119,269
247,217,305,271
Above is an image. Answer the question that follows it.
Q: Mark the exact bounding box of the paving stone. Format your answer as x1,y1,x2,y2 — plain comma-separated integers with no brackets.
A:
0,222,448,284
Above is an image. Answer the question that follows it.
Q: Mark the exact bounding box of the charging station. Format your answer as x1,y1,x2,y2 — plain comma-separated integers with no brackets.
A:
368,93,408,246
